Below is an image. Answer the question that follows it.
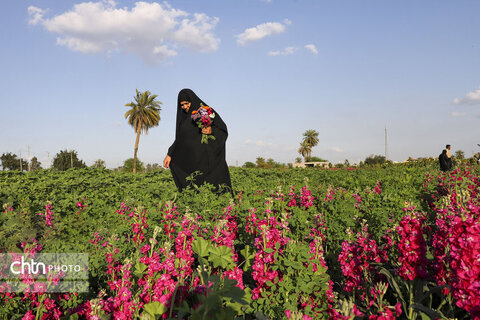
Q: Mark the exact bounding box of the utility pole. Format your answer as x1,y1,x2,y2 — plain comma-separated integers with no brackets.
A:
70,150,73,168
47,152,50,169
384,126,388,160
19,149,23,171
27,145,31,171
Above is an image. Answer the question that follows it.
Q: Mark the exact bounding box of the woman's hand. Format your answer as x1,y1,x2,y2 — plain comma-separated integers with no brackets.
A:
202,126,212,135
163,155,171,168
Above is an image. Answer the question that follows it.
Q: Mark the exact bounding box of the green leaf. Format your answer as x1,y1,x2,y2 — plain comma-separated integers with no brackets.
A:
134,261,148,278
192,237,211,257
410,304,442,319
208,245,234,268
223,286,247,305
418,284,449,303
379,268,406,307
143,301,168,317
240,245,255,271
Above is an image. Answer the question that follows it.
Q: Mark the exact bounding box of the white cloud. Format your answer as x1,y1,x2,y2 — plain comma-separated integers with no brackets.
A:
243,139,296,153
236,20,290,45
453,86,480,105
244,139,274,147
27,1,220,63
304,44,318,55
27,6,47,25
331,146,345,153
153,45,177,58
451,112,466,117
268,46,297,56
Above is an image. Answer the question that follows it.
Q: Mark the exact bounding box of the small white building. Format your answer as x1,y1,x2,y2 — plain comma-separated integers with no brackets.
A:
292,161,330,168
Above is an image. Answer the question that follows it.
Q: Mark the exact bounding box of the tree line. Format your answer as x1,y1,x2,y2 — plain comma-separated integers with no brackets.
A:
5,88,479,172
0,150,165,173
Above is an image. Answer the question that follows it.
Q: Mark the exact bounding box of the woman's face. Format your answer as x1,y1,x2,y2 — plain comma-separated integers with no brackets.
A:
180,101,191,113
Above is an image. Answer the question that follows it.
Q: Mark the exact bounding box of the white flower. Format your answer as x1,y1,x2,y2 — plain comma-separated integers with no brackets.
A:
209,113,215,118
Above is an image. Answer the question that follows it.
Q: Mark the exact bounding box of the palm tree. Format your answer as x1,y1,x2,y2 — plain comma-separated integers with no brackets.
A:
302,129,319,161
125,89,162,173
298,140,311,162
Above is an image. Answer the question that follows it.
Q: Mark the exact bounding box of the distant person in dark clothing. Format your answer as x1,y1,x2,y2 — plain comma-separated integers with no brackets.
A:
163,89,232,194
439,144,453,172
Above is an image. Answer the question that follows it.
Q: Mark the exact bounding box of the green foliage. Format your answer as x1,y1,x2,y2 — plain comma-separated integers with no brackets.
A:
246,158,286,169
52,149,87,170
310,156,328,162
454,150,465,160
124,89,162,135
30,156,43,170
298,140,310,162
0,203,38,252
145,163,163,172
176,271,249,320
301,129,320,161
1,162,476,318
1,152,28,171
123,158,145,172
192,238,234,269
255,157,266,168
243,161,256,168
363,154,387,166
125,89,162,173
252,240,331,319
92,159,106,169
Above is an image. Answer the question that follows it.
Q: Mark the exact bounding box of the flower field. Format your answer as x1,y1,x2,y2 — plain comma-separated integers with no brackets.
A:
0,163,479,319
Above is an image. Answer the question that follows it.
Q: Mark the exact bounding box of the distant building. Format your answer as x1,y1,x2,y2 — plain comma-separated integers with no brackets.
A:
291,161,330,168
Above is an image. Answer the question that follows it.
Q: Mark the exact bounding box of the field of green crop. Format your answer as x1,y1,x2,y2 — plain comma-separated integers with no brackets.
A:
0,163,479,319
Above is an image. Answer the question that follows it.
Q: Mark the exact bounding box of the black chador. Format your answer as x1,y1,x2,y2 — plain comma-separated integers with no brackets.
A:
167,89,232,193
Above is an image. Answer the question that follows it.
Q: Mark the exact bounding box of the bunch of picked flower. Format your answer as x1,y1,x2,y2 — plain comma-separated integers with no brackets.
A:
191,103,216,144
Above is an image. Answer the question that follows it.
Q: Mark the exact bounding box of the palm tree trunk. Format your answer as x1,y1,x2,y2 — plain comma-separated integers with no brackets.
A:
133,122,142,173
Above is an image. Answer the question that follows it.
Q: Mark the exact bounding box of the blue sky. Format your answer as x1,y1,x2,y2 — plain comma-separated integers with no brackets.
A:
1,0,480,168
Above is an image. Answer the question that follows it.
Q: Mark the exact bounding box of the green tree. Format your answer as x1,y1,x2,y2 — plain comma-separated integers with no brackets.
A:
266,158,275,169
52,150,87,170
1,152,18,170
454,150,465,160
364,154,386,166
298,140,310,162
123,158,144,172
125,89,162,173
310,156,328,162
243,161,256,168
256,157,266,168
92,159,106,169
295,157,302,163
30,156,43,170
0,152,28,171
146,163,163,172
302,129,319,161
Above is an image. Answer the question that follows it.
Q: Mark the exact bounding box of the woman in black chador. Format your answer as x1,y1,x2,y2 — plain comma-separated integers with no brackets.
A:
439,144,453,172
163,89,232,193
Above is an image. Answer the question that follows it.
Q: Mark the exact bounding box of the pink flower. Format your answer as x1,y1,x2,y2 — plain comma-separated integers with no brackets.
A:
22,310,35,320
285,310,291,319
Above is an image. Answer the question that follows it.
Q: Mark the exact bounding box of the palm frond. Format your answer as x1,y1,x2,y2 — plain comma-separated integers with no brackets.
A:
124,89,162,134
